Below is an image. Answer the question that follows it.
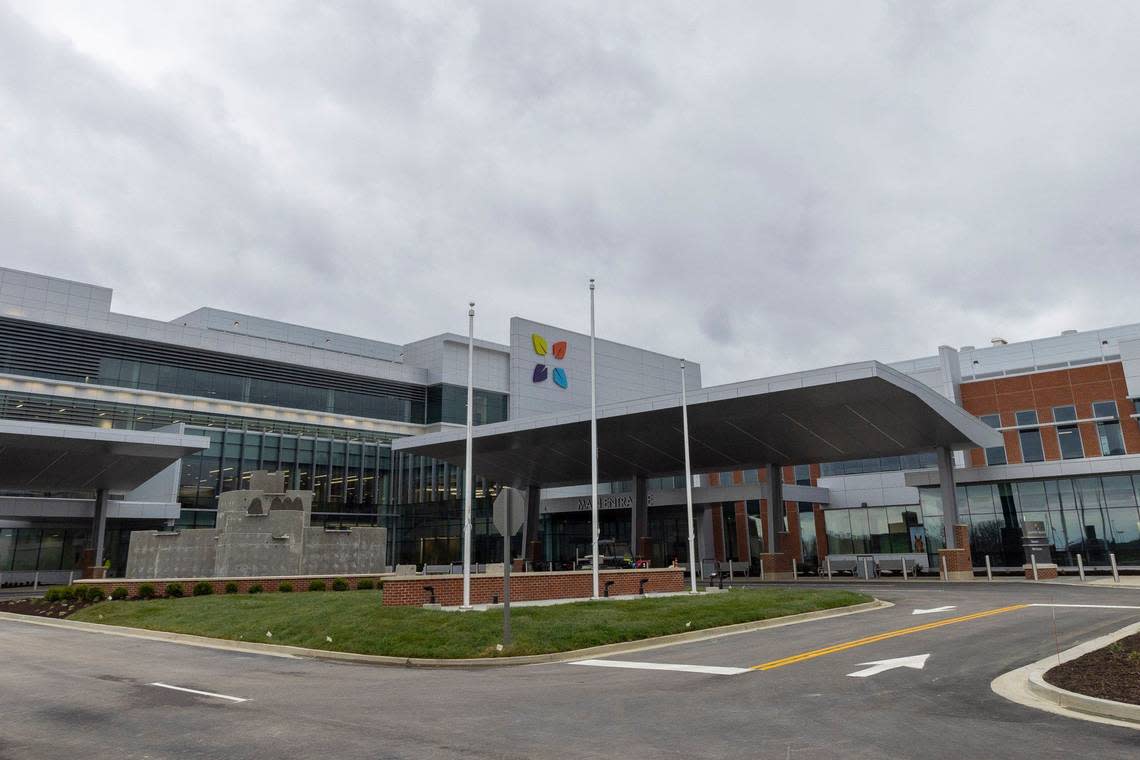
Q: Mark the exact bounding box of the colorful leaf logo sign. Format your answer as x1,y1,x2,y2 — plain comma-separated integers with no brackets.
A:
531,333,548,356
530,333,568,389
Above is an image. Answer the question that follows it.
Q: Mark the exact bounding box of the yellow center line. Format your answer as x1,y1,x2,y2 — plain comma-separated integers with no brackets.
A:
750,604,1029,671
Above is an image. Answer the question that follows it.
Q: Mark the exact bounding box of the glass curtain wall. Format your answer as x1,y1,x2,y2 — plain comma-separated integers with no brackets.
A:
823,474,1140,569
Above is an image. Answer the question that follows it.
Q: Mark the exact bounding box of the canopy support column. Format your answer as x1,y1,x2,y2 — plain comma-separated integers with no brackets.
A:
765,464,783,554
936,446,960,548
91,488,108,568
631,475,649,563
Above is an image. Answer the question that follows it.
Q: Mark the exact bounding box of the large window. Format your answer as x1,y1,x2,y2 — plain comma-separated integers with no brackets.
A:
425,384,509,426
1093,401,1126,456
99,357,423,423
915,473,1140,567
1015,410,1044,463
1053,405,1084,460
979,414,1006,465
819,452,937,477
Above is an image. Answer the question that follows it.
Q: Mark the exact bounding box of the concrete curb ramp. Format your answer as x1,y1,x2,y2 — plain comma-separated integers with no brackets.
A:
0,599,889,669
992,620,1140,729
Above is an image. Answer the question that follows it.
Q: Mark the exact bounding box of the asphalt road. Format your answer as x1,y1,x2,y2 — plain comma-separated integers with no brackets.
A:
1,581,1138,760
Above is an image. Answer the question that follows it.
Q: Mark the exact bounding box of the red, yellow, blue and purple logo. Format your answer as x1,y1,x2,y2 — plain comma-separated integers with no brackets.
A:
531,333,568,389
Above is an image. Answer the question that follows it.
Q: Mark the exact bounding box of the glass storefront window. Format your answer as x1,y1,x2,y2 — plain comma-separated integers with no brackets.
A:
1102,475,1135,508
1107,508,1140,563
966,484,996,514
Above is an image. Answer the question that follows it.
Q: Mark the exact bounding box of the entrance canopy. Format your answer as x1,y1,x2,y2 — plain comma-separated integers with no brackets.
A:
393,361,1002,487
0,420,210,492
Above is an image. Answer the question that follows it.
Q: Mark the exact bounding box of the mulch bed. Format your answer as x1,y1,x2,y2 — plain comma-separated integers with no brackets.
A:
0,597,94,619
1044,632,1140,705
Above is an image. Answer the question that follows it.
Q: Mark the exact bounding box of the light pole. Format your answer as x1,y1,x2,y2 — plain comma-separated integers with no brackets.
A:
589,278,600,598
680,359,698,593
461,301,475,610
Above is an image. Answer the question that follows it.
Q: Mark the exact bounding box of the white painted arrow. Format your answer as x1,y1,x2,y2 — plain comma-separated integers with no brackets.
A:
912,605,956,615
846,654,930,678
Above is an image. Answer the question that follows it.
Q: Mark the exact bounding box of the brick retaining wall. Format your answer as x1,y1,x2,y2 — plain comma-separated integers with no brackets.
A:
383,568,684,607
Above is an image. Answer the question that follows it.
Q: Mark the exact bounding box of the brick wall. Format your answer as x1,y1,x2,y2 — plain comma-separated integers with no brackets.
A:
938,524,973,574
961,362,1139,466
382,568,684,607
73,573,391,598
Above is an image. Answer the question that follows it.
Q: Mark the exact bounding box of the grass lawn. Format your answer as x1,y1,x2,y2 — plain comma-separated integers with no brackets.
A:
70,587,870,659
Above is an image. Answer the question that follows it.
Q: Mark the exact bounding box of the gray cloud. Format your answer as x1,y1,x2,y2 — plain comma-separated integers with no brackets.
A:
3,0,1140,385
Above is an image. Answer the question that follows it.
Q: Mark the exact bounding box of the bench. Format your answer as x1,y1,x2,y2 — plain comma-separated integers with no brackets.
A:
878,558,923,576
826,558,858,576
394,564,417,576
422,564,452,575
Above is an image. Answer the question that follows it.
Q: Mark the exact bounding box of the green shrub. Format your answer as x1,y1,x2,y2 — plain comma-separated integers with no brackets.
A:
192,582,213,597
43,586,68,602
224,581,239,594
356,578,374,590
248,584,264,594
164,582,184,598
137,583,156,600
308,579,326,592
111,587,128,601
278,582,293,593
82,586,105,603
332,578,348,591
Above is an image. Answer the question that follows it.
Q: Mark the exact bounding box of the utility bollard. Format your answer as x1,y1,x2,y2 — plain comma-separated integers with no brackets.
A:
759,559,764,581
902,560,908,581
1031,555,1039,581
1077,554,1085,582
940,556,948,581
33,571,39,591
792,558,798,580
826,556,832,580
1110,553,1120,584
985,555,992,582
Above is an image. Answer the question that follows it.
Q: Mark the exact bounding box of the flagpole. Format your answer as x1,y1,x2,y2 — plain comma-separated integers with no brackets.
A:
589,278,600,599
461,301,475,609
681,359,698,594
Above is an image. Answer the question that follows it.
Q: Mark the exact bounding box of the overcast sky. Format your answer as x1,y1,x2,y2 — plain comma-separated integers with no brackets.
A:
3,1,1139,385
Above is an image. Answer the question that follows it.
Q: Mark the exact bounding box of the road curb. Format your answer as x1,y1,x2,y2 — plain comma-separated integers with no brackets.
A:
992,620,1140,730
0,598,890,668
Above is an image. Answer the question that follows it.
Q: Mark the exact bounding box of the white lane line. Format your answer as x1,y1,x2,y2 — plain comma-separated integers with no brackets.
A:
1028,603,1140,610
149,682,249,703
912,606,957,615
571,659,749,675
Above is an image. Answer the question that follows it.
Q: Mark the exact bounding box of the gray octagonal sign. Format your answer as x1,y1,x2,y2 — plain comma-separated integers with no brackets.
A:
492,487,526,537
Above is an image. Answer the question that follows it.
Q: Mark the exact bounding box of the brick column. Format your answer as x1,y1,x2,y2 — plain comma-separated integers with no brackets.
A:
938,523,974,580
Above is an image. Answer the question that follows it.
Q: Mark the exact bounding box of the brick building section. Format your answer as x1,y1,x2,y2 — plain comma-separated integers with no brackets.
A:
708,466,824,567
382,568,683,607
961,362,1139,466
75,573,391,597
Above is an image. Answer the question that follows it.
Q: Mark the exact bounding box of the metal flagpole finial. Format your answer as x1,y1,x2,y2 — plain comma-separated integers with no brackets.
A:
469,302,475,314
589,278,595,290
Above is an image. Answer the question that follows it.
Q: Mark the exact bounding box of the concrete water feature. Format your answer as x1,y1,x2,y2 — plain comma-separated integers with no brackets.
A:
124,471,386,579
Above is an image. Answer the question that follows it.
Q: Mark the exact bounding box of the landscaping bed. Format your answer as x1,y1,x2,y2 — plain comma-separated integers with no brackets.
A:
0,595,97,618
1044,632,1140,705
69,587,870,659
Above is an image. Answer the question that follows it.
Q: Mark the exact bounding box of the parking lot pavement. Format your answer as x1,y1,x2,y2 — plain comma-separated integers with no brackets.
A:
1,582,1137,759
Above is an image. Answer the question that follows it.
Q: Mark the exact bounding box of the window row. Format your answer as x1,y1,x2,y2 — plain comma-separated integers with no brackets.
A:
978,401,1127,465
98,357,426,423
